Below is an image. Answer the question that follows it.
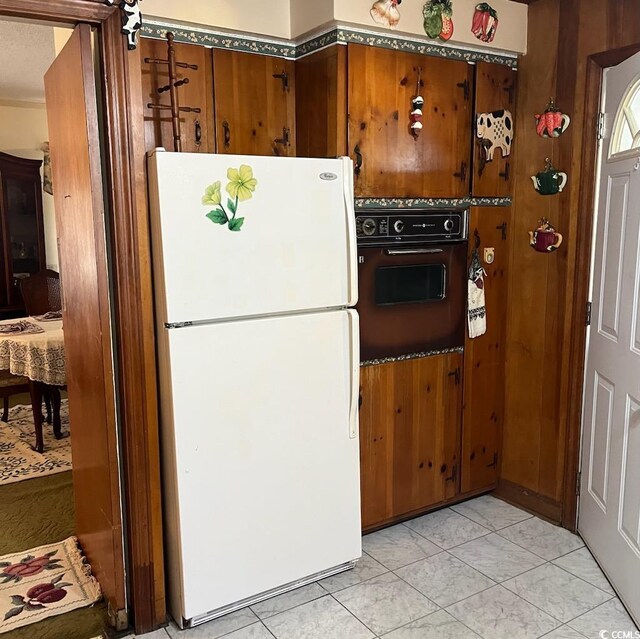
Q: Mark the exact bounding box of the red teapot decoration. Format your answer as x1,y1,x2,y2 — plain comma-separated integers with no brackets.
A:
535,98,571,138
529,218,563,253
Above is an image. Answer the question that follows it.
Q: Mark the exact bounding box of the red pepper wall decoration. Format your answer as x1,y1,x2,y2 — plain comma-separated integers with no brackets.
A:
422,0,454,41
370,0,402,29
471,3,499,43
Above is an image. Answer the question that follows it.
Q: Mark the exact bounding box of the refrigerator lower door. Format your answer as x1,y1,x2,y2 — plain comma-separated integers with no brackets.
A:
160,309,361,625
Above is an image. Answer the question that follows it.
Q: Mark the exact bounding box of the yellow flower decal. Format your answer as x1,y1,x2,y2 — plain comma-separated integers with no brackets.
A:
226,165,258,202
202,181,222,206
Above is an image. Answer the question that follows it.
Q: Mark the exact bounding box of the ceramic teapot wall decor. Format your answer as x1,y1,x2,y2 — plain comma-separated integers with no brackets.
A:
534,98,571,138
531,158,568,195
529,218,563,253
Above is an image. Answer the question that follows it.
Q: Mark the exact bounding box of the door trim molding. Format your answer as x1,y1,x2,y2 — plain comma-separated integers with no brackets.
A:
562,43,640,531
0,1,165,634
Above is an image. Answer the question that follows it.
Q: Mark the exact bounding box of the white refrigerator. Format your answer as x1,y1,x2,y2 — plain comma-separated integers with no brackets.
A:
147,150,362,629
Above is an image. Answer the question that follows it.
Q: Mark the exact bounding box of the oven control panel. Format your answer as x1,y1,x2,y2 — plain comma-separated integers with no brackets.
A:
355,210,468,244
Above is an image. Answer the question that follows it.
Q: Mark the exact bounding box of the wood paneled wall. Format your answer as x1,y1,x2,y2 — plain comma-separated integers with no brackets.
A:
500,0,640,523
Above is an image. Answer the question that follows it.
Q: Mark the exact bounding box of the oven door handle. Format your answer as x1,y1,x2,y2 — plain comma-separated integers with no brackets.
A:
384,248,444,255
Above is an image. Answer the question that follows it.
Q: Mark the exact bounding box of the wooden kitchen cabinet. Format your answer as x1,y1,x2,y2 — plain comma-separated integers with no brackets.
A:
213,50,296,156
347,44,473,198
359,353,463,531
472,62,517,197
461,207,511,494
296,46,348,159
140,38,215,153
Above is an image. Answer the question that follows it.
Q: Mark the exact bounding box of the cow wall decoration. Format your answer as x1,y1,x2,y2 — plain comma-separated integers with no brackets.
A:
476,109,513,161
104,0,143,50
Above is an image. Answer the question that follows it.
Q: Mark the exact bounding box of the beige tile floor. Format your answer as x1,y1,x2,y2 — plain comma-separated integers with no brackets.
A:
133,496,639,639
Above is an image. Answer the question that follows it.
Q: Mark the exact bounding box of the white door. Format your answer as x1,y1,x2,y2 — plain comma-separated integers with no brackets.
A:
579,51,640,625
148,152,357,325
160,309,361,623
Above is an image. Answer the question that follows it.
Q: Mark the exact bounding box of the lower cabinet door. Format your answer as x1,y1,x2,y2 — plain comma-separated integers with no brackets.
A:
359,353,462,530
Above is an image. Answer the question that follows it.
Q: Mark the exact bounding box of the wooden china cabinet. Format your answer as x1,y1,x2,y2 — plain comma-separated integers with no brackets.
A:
0,152,46,319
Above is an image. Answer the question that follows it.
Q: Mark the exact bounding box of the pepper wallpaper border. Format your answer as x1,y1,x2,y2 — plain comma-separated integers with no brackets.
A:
356,196,512,209
141,20,518,68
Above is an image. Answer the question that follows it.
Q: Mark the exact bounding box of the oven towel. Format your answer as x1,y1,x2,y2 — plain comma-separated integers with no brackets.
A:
468,265,487,339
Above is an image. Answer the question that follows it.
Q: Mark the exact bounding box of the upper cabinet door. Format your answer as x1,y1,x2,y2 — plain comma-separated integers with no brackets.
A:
347,44,472,198
472,62,517,197
213,50,296,157
140,38,215,153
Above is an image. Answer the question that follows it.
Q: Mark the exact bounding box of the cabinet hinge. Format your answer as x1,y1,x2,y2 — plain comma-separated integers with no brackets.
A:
487,452,498,468
448,367,461,386
585,301,592,327
576,470,582,496
272,71,290,92
274,127,291,147
496,221,507,241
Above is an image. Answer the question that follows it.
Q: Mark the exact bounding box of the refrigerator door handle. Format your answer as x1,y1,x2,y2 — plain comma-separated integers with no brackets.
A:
342,157,359,307
347,309,360,439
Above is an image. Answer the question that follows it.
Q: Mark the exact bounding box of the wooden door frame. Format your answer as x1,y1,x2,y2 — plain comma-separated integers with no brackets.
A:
0,1,165,634
562,43,640,531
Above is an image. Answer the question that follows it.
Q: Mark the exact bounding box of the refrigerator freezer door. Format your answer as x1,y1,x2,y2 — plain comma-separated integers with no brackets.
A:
161,310,362,622
148,151,357,325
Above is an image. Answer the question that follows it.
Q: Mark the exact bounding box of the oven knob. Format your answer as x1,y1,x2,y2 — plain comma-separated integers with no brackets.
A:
394,220,404,233
362,218,377,236
444,218,455,232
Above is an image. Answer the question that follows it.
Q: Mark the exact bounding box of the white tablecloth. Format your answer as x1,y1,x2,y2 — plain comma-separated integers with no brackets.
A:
0,319,65,386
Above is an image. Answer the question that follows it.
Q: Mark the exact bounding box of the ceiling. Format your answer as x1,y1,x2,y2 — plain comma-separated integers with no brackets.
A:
0,19,57,103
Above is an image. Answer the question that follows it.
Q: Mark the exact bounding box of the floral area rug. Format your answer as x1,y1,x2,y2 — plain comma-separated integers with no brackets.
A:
0,537,101,634
0,402,72,485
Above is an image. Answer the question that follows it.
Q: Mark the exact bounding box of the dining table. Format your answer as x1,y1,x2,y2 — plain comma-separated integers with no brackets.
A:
0,317,65,452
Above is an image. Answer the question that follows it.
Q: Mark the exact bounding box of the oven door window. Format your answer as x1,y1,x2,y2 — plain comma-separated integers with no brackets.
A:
375,264,446,306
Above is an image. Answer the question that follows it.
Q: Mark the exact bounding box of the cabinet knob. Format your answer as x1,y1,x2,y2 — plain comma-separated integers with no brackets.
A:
194,119,202,147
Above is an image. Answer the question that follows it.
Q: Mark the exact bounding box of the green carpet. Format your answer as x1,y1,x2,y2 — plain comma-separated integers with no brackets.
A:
0,472,107,639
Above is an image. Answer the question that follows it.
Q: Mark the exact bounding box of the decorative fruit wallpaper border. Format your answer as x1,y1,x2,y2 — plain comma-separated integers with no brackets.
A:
356,197,512,209
361,346,465,367
141,20,518,68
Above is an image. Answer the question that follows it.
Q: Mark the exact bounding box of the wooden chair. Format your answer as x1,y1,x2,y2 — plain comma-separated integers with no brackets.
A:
19,269,62,316
19,271,63,446
0,370,30,423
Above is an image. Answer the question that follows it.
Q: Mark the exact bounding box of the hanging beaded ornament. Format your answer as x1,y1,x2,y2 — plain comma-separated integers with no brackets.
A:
411,67,424,138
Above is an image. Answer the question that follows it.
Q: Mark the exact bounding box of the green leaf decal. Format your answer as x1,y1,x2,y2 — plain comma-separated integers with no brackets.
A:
206,209,228,225
4,606,23,621
227,198,237,215
228,217,245,232
10,596,25,606
24,603,45,612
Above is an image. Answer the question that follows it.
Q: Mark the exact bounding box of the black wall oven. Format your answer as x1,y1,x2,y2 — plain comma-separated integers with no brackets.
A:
355,210,468,361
